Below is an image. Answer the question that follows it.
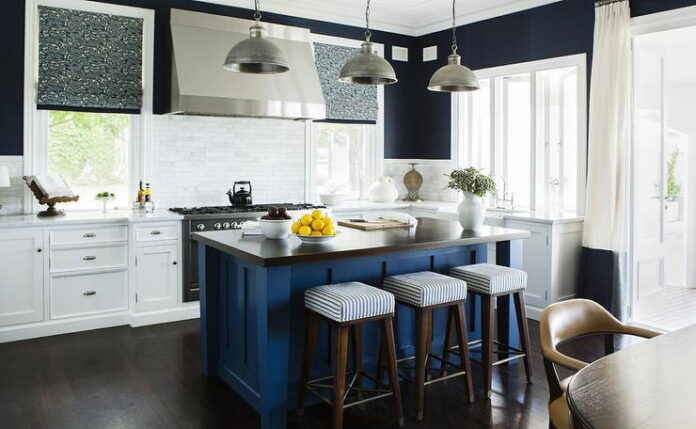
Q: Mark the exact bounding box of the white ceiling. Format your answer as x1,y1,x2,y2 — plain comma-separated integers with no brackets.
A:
193,0,563,36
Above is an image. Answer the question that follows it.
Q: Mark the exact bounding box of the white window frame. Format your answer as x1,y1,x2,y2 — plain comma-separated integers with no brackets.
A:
306,34,385,203
452,53,588,214
23,0,154,213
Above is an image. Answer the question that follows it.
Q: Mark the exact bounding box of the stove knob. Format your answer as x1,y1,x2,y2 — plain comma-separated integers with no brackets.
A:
231,222,239,229
196,224,205,231
222,222,231,230
214,223,222,230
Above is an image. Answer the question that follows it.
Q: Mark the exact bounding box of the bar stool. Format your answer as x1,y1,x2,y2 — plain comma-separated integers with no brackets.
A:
380,271,475,421
297,282,404,429
448,263,532,398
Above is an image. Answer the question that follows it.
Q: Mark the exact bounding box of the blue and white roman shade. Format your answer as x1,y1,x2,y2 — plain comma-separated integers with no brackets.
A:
36,6,144,113
313,43,378,124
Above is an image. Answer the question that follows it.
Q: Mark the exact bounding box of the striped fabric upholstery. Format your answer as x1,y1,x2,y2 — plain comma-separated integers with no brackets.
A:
305,282,395,322
450,264,527,295
383,271,467,307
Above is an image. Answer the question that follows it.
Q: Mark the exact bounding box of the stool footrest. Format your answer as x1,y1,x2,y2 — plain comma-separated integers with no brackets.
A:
391,352,471,386
305,370,397,410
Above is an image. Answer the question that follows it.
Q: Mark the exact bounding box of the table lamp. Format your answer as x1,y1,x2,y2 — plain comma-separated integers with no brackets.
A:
0,166,10,211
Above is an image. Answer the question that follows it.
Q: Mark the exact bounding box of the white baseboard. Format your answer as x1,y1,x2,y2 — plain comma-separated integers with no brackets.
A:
0,304,201,344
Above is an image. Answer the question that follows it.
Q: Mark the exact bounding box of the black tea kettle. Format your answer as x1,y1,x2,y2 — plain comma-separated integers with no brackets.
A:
228,181,253,207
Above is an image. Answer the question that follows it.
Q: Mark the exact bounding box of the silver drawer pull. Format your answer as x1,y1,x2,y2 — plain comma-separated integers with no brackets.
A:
83,256,97,261
150,230,162,235
83,290,97,296
83,233,96,238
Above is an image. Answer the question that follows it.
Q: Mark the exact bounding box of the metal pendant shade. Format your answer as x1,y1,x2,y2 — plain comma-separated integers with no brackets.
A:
339,0,397,85
223,1,290,74
428,0,479,92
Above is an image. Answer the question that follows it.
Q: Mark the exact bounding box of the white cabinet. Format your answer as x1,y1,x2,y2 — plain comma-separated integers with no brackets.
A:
506,220,551,310
0,229,45,327
135,244,179,312
51,270,128,319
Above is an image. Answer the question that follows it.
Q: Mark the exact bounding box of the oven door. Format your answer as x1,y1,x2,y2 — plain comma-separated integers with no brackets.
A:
183,223,200,302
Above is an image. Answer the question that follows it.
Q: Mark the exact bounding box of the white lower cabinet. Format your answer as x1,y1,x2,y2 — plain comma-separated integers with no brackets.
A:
51,270,128,319
135,244,179,312
505,220,551,310
0,229,45,327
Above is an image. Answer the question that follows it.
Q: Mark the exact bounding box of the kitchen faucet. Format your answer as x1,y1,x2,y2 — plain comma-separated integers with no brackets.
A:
496,177,515,210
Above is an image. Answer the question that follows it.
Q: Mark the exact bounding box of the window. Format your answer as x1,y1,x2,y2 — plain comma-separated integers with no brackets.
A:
312,122,375,200
47,111,134,210
457,55,586,212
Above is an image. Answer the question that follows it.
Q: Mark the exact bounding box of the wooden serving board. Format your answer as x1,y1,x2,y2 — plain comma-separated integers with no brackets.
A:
337,219,412,231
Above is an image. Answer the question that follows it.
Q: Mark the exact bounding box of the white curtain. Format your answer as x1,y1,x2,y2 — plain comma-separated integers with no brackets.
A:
581,0,632,319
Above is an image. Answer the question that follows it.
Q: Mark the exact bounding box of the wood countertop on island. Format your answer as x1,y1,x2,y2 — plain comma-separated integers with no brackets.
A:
192,217,530,267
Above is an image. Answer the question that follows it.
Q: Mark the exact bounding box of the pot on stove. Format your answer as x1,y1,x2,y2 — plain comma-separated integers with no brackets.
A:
228,181,253,207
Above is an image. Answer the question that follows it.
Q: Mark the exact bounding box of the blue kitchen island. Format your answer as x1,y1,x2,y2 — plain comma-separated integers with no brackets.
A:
192,217,529,429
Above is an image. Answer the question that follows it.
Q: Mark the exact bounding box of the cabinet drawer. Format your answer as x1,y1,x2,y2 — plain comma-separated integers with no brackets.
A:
51,244,127,273
50,270,127,319
51,225,127,246
135,224,178,242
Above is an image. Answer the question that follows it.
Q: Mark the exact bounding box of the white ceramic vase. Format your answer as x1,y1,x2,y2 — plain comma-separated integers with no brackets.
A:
458,191,486,231
367,176,399,203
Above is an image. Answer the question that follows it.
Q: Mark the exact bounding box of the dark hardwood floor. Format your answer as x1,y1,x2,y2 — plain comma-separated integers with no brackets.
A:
0,319,630,429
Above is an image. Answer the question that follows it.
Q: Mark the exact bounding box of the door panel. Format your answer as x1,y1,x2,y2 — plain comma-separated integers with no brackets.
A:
0,230,45,327
136,244,178,311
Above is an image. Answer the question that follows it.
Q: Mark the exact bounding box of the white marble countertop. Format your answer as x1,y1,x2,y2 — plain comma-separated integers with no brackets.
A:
0,209,183,228
328,200,583,225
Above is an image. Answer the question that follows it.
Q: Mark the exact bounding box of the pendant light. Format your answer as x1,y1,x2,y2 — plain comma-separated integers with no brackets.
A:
223,0,290,74
428,0,479,92
339,0,397,85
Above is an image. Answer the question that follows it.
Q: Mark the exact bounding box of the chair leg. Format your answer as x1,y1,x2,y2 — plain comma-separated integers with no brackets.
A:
441,307,455,376
415,307,431,421
333,325,350,429
297,310,321,416
513,291,533,383
425,308,433,381
482,294,495,399
351,325,363,400
454,302,475,403
375,334,385,386
380,317,405,427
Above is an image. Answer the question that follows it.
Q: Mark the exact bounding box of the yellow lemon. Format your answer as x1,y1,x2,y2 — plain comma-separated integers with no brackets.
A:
310,230,323,236
320,217,333,226
311,219,325,231
311,209,324,220
298,226,312,236
291,221,302,234
300,214,313,226
322,225,335,236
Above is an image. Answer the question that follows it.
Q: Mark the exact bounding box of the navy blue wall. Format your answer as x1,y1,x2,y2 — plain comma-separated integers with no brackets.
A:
2,0,696,158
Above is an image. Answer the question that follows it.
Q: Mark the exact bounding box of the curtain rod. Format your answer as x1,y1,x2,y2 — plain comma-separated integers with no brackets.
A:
595,0,626,7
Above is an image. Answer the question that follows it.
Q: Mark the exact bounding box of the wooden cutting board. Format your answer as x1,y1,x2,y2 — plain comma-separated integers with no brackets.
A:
337,218,412,231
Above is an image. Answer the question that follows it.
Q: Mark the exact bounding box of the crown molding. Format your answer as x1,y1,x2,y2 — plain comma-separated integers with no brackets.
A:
191,0,564,37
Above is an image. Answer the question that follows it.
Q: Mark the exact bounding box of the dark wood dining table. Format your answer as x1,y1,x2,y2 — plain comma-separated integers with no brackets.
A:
567,323,696,428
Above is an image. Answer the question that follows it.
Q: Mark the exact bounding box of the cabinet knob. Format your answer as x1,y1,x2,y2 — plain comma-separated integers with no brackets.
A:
83,256,97,261
173,261,178,265
83,233,97,238
37,248,42,253
83,290,97,296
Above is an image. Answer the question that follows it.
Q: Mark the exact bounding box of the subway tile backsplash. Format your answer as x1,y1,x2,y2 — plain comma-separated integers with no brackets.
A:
383,160,458,202
0,156,24,215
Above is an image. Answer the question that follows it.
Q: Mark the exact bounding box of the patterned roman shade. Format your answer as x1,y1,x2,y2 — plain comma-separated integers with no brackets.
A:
313,43,378,123
37,6,144,113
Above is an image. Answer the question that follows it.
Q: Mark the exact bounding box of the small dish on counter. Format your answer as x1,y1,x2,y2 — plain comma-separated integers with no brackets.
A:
257,218,293,239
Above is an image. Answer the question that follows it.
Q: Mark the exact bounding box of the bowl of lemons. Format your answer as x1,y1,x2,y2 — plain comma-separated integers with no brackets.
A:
291,209,337,244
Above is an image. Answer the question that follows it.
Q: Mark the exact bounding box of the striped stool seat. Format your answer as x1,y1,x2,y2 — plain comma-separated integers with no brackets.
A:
305,282,395,322
450,263,526,295
383,271,467,307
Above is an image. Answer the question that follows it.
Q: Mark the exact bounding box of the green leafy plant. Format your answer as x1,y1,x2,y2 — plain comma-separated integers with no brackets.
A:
667,148,682,198
445,167,497,198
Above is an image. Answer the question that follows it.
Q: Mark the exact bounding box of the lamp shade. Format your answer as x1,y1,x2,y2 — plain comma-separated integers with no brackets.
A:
339,42,397,85
0,166,10,188
428,54,479,92
223,24,290,74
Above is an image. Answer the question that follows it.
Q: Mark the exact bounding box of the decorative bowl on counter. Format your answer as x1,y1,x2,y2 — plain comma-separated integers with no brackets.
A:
293,233,337,244
319,193,343,206
257,218,293,239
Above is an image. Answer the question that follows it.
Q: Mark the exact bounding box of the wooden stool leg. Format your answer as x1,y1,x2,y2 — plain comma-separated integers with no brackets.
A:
482,294,495,399
375,335,386,385
415,307,432,421
351,325,363,399
380,317,404,427
297,310,321,416
513,291,533,383
333,325,350,429
454,302,475,403
441,307,455,376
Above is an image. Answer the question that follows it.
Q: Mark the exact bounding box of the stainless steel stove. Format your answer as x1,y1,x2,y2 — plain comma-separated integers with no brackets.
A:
170,203,325,302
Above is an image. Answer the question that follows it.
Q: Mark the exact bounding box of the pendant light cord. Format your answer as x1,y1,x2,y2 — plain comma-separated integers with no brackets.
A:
254,0,261,22
451,0,458,54
365,0,372,41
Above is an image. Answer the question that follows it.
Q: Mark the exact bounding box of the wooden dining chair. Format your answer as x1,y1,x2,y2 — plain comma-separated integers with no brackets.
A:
539,299,661,429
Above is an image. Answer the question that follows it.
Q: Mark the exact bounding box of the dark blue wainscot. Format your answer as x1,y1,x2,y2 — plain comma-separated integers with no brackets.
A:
193,219,529,429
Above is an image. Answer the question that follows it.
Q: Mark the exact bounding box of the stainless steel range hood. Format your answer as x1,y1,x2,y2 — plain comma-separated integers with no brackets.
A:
168,9,326,120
